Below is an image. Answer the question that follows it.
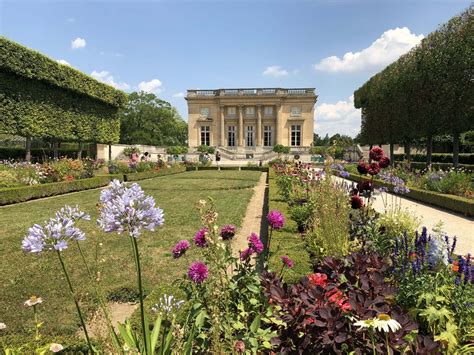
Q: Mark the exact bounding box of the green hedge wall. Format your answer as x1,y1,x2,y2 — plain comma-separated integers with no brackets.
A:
0,175,122,205
0,147,93,161
0,71,120,143
393,153,474,164
0,37,126,107
124,165,186,181
185,166,269,172
343,172,474,217
393,161,474,171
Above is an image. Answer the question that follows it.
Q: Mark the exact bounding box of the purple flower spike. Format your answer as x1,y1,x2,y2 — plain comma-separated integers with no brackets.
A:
248,233,264,254
220,225,236,240
267,210,285,230
280,255,294,268
193,228,208,247
172,240,190,259
188,262,209,283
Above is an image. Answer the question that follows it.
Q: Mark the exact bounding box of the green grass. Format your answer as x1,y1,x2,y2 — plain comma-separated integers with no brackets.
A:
0,170,261,338
267,170,312,284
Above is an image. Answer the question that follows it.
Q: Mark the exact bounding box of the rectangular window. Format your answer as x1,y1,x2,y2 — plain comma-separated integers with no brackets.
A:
245,106,255,116
200,107,210,117
246,126,255,147
264,106,273,116
291,106,302,116
200,126,210,146
291,125,301,146
263,125,272,146
227,106,236,116
228,126,236,147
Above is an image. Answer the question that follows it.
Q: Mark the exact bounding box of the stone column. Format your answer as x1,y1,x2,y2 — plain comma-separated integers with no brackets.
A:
220,105,225,146
238,105,244,147
275,104,281,145
257,105,262,146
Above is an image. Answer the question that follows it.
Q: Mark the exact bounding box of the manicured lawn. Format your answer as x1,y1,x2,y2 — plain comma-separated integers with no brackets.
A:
0,170,261,337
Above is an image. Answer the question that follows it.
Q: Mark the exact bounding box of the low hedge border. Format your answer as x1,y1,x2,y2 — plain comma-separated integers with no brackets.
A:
185,166,269,172
343,172,474,217
267,169,312,284
0,175,122,206
123,165,186,182
393,161,474,171
393,153,474,165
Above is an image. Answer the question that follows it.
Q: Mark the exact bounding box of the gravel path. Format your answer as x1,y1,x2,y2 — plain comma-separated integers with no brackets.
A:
232,172,269,256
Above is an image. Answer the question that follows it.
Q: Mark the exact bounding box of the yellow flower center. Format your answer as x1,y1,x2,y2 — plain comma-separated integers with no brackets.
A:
30,296,38,302
377,313,391,321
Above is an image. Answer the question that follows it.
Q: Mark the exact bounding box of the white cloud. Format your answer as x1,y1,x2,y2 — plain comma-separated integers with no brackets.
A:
57,59,70,66
138,79,163,94
71,37,86,49
315,96,361,137
173,92,185,98
314,27,423,73
90,70,130,90
262,65,289,77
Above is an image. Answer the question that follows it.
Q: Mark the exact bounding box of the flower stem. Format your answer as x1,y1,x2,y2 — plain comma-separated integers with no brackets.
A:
33,305,40,341
56,250,93,351
131,236,148,354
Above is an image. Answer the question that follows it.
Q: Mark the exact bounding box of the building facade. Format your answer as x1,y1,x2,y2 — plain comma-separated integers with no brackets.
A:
186,88,317,152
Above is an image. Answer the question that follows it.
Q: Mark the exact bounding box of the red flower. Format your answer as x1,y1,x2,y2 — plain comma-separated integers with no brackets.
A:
308,273,328,287
350,195,364,209
368,162,381,176
357,181,373,193
357,161,369,174
379,156,390,168
369,147,384,161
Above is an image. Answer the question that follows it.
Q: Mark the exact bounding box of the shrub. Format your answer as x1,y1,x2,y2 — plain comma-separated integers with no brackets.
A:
166,146,188,155
196,145,215,154
273,144,290,154
122,146,140,157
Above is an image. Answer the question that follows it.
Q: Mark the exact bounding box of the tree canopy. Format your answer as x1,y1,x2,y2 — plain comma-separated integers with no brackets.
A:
119,91,187,146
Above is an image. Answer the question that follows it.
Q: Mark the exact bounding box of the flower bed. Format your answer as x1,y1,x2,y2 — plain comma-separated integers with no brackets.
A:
123,165,186,181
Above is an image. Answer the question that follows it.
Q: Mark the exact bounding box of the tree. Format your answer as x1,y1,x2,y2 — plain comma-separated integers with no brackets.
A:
119,92,188,146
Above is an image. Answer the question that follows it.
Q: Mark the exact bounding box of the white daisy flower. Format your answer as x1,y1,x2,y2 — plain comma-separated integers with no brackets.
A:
353,318,375,329
0,322,6,330
373,314,401,333
49,343,64,353
24,295,43,307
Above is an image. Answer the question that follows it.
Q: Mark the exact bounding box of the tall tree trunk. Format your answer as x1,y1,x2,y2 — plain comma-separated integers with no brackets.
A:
404,143,411,162
389,143,394,165
453,133,460,169
77,142,83,160
25,135,32,162
368,144,373,162
108,143,112,162
53,142,59,160
426,136,433,165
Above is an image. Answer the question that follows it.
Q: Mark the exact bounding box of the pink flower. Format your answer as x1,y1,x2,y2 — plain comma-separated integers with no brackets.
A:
193,228,208,248
357,161,369,174
379,156,390,168
369,147,384,161
308,273,328,287
220,225,236,240
172,240,190,259
248,233,264,254
240,248,253,261
188,261,209,283
368,162,381,176
267,210,285,230
280,255,294,268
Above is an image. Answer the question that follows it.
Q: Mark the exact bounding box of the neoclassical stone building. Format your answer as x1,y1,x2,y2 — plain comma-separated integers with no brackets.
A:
186,88,317,154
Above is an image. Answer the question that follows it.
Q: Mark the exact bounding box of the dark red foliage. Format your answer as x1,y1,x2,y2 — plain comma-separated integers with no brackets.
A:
367,162,381,176
369,146,385,161
379,156,391,168
261,252,438,354
357,161,369,174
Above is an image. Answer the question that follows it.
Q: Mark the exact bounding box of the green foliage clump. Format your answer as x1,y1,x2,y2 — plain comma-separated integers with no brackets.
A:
166,146,188,155
196,145,215,154
273,144,290,154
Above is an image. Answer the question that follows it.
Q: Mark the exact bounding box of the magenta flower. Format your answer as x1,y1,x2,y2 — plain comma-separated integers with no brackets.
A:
369,147,384,162
248,233,264,254
220,225,236,240
280,255,294,268
240,248,253,261
193,228,208,248
172,240,190,259
267,210,285,230
188,261,209,283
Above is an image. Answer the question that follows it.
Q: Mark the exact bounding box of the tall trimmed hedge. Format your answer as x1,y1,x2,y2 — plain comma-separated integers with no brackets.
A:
0,37,126,154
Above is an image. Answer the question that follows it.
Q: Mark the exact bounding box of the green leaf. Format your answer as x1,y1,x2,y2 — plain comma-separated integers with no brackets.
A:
250,315,261,333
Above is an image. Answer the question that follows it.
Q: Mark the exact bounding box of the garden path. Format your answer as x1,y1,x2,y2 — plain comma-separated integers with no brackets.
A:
336,177,473,255
232,172,269,257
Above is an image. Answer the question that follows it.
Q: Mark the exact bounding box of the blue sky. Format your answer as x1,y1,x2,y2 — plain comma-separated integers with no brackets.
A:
0,0,470,137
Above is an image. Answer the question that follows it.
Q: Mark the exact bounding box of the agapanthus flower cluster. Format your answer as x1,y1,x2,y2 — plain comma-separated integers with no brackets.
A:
220,225,236,240
188,261,209,283
22,205,89,253
172,240,190,258
193,227,208,247
97,180,164,238
151,294,184,315
331,163,350,178
267,210,285,230
379,173,410,195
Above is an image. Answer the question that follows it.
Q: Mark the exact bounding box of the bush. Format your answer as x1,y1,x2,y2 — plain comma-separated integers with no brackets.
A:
166,146,188,155
122,146,140,157
196,145,215,154
394,153,474,164
0,175,121,205
0,147,92,161
273,144,290,154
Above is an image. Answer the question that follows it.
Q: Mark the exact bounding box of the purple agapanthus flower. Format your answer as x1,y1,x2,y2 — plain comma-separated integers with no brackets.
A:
280,255,294,268
97,180,164,238
248,233,264,254
240,248,253,261
339,170,350,178
188,261,209,283
22,205,89,254
220,225,236,240
172,240,190,259
267,210,285,230
193,228,208,247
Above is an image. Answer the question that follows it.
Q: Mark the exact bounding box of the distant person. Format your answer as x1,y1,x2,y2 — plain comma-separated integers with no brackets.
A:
215,151,221,166
141,152,149,162
130,151,139,163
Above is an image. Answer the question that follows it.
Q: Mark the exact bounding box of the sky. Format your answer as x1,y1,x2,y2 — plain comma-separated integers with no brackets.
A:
0,0,471,137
